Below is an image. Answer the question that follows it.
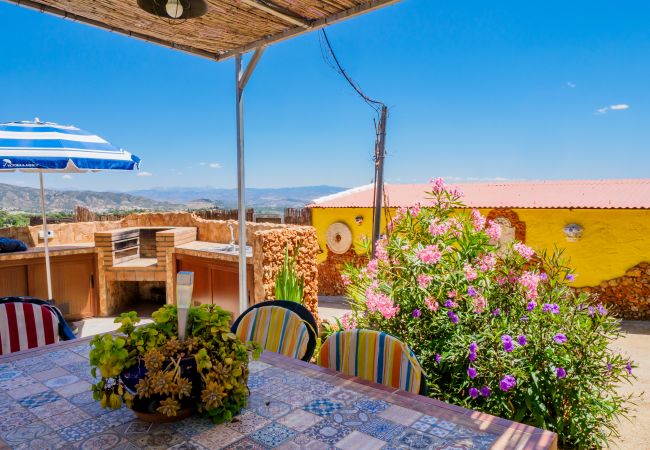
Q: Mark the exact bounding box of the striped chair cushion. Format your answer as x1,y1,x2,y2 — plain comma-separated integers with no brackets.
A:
0,302,60,355
234,305,310,360
319,329,424,394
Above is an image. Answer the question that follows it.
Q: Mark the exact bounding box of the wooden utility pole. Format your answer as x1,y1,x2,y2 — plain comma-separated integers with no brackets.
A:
371,105,388,258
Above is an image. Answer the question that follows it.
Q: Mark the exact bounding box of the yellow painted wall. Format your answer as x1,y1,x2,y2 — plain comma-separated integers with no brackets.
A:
311,207,650,288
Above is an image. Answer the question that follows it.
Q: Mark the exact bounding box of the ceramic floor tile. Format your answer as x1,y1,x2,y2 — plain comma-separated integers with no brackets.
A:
255,398,292,419
59,417,108,442
0,421,53,446
0,407,37,434
17,390,61,409
11,431,68,450
54,380,91,397
335,430,386,450
326,388,363,406
170,416,214,437
248,360,272,373
357,418,405,441
77,431,140,450
193,424,244,448
248,422,297,447
7,382,49,399
30,367,70,381
44,374,81,389
125,420,153,434
390,429,446,449
278,409,323,432
303,399,344,417
167,440,209,450
31,399,76,419
226,411,270,434
220,437,269,450
42,407,90,430
276,434,331,450
304,419,352,445
127,424,185,449
352,399,390,414
378,405,423,426
330,407,370,429
0,374,36,391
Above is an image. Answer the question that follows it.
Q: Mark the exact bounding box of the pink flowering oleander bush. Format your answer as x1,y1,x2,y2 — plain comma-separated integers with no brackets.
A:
341,178,636,449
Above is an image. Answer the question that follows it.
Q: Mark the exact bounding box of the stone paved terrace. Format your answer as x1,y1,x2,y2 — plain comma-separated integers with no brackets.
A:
0,339,557,449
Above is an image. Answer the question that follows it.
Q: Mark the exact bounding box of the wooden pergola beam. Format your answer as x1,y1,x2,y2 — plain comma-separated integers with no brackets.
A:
238,0,311,29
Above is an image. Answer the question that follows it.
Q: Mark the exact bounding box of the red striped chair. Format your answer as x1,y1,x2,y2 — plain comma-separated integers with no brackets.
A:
0,301,61,355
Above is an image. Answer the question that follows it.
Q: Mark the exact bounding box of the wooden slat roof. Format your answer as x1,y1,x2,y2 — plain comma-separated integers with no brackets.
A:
7,0,400,60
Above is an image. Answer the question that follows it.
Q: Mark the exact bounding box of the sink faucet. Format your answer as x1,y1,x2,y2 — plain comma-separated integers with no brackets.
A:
227,223,236,246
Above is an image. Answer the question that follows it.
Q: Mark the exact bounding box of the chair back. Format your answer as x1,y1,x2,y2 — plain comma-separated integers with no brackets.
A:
231,300,317,362
319,329,426,394
0,301,60,355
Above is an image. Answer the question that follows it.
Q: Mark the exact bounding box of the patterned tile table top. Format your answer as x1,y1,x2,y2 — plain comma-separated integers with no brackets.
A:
0,340,557,450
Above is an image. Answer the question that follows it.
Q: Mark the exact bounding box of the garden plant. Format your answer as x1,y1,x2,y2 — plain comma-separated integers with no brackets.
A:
340,178,636,449
89,304,260,423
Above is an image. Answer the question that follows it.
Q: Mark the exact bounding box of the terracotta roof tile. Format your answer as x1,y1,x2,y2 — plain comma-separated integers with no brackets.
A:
310,179,650,209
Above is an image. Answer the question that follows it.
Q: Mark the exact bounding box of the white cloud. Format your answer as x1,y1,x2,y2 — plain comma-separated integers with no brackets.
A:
62,174,72,179
137,171,153,177
208,162,222,169
596,103,630,114
567,82,576,88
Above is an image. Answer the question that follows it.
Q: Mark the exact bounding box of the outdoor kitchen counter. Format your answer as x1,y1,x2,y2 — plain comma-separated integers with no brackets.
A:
174,240,253,263
0,243,95,262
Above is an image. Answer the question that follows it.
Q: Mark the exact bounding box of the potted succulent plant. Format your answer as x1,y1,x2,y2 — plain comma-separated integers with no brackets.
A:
89,304,260,423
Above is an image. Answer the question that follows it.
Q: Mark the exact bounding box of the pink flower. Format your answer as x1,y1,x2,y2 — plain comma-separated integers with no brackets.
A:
463,263,478,281
375,239,389,262
341,273,351,286
448,290,457,298
425,297,439,311
495,276,507,286
409,203,421,216
485,220,502,243
519,271,541,300
417,274,433,289
473,295,487,313
428,218,450,236
417,245,442,264
366,258,379,274
366,288,400,320
471,209,486,231
476,253,496,272
340,313,357,330
430,177,446,194
513,242,535,260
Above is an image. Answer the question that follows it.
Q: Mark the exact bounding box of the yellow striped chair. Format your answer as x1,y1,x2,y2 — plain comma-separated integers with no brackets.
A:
319,329,427,395
231,300,317,362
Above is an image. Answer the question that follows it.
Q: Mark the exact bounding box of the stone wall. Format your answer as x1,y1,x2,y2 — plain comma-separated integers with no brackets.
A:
318,248,367,296
254,227,320,322
576,262,650,320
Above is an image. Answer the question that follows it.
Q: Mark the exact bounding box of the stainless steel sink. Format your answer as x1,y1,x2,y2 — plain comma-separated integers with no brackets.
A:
201,244,252,255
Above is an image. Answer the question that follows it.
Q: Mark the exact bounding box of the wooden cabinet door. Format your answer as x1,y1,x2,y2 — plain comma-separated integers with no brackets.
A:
211,268,239,315
0,265,28,297
177,258,211,306
28,255,95,319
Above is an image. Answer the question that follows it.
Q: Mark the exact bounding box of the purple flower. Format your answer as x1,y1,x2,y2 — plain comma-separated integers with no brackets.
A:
553,333,567,344
597,303,608,315
540,272,548,281
469,387,479,398
627,362,633,375
542,303,560,314
444,299,454,308
469,352,477,362
517,335,527,346
520,315,529,322
588,306,595,317
469,342,478,353
412,308,421,318
480,385,491,397
499,375,516,392
435,353,441,363
566,274,575,282
492,308,500,317
467,366,477,379
501,335,514,353
467,286,477,297
448,311,459,324
556,367,566,379
607,363,613,372
526,301,537,311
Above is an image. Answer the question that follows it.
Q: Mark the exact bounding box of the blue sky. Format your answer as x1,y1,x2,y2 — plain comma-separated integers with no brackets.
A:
0,0,648,191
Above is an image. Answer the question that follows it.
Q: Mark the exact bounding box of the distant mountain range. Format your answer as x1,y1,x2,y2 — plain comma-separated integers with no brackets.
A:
0,183,347,213
0,183,181,213
129,185,347,210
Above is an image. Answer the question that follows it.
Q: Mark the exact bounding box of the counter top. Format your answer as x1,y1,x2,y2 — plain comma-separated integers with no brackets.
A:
0,243,95,262
175,240,253,263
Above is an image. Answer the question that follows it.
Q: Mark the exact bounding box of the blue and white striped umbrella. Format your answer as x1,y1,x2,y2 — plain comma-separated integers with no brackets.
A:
0,119,140,172
0,119,141,301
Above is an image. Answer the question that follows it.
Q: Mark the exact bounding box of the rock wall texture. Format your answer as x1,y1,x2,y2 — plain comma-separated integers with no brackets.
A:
575,262,650,320
255,227,320,322
317,248,367,296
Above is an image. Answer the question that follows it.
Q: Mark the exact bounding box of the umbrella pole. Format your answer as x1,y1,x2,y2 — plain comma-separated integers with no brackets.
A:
235,49,264,315
38,172,53,300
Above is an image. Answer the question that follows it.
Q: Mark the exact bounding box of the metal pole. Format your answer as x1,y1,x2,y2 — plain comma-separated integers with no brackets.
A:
235,54,248,315
38,172,53,300
371,105,388,258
